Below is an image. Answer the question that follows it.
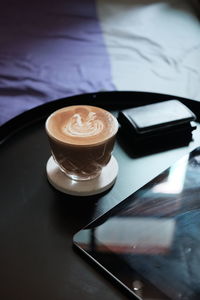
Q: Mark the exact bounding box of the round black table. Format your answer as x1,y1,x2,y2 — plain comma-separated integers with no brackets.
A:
1,91,200,300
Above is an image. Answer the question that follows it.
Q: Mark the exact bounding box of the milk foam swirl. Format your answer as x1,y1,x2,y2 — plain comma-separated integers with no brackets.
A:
63,112,104,137
46,105,118,145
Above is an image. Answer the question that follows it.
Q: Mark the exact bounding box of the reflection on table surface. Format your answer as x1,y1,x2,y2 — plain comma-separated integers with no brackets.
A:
74,147,200,300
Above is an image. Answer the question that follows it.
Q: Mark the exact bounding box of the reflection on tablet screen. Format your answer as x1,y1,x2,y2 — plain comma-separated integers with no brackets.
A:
74,147,200,300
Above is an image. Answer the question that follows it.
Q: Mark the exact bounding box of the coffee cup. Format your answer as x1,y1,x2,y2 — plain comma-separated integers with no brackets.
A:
45,105,118,181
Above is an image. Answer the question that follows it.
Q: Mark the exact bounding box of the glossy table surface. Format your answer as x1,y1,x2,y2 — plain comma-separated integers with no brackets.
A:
1,92,200,300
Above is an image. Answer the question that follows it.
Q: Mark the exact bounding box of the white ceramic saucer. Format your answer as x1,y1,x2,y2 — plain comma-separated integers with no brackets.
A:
46,155,118,196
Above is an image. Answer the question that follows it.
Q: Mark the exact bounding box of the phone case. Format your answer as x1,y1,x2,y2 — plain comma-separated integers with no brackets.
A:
118,100,196,156
118,99,196,135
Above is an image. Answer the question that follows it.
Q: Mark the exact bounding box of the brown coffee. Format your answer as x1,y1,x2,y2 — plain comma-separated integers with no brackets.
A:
46,105,118,180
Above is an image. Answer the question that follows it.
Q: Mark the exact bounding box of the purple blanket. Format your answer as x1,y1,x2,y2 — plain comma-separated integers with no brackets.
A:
0,0,114,125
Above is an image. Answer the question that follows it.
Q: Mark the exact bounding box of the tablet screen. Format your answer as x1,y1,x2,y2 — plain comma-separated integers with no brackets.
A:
73,147,200,300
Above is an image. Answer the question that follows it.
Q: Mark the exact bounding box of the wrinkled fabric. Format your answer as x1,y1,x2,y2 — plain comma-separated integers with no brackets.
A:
0,0,200,125
97,0,200,100
0,0,114,125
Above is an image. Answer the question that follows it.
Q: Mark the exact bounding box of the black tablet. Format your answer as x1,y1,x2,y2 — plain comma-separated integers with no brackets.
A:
73,147,200,300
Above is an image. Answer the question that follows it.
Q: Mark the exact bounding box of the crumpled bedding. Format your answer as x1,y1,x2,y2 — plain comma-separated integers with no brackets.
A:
0,0,200,125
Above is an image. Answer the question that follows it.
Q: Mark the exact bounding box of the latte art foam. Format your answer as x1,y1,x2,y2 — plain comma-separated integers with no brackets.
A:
46,105,118,146
63,112,104,137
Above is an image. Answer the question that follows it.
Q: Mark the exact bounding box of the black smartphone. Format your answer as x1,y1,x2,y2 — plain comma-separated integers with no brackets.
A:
73,147,200,300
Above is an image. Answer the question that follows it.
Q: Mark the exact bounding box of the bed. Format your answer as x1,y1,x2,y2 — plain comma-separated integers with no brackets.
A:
1,0,200,125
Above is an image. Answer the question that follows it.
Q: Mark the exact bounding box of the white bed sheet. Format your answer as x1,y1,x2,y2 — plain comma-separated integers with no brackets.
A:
98,0,200,101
